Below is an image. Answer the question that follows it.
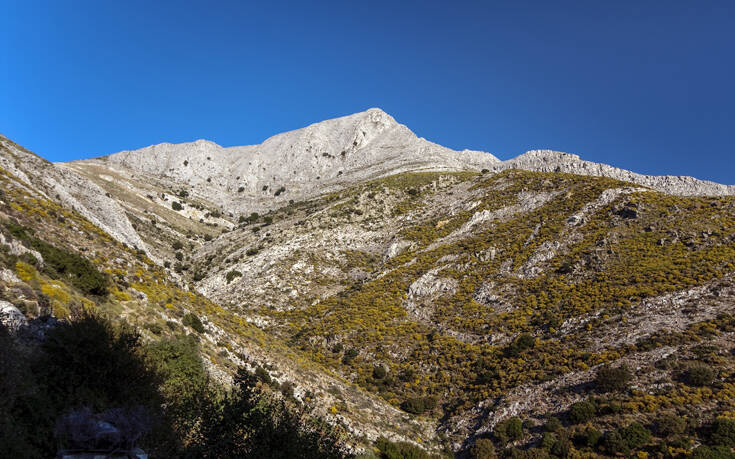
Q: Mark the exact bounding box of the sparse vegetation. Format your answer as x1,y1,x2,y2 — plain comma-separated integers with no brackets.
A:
182,312,205,333
226,270,242,284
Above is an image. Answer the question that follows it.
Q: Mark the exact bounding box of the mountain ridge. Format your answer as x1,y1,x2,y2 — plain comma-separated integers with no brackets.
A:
65,108,733,214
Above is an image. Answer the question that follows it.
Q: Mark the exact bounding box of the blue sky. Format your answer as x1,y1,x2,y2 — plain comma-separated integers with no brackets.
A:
2,1,734,183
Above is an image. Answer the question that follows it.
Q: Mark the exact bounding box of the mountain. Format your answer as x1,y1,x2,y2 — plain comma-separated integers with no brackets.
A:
1,110,735,457
66,108,500,214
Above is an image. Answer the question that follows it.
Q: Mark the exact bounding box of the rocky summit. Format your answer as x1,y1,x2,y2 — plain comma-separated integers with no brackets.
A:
1,110,735,457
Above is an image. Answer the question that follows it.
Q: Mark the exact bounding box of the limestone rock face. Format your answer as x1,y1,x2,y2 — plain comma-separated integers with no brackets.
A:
0,136,148,253
0,300,27,331
70,108,501,214
497,150,735,196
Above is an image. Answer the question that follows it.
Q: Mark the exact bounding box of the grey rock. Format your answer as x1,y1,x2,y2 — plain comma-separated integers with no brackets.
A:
497,149,735,196
0,300,27,331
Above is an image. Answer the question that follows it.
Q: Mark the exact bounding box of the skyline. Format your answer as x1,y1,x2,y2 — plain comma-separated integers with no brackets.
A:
2,0,734,184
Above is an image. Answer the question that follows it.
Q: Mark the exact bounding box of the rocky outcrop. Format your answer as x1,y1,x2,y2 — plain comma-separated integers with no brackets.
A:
0,300,27,331
499,150,735,196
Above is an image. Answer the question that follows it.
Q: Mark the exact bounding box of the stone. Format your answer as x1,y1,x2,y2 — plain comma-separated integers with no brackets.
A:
0,300,28,331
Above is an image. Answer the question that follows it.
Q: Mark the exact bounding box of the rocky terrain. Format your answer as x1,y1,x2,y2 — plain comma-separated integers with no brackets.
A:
1,109,735,457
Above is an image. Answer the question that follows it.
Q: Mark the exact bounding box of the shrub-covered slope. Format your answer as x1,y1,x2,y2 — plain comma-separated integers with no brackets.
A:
190,168,735,455
2,128,735,457
0,140,431,454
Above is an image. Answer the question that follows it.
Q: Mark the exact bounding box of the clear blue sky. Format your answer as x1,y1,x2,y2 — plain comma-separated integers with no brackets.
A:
2,1,734,183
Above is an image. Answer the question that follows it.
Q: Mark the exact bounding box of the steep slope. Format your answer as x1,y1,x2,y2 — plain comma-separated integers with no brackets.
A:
183,167,735,453
0,135,147,252
0,136,439,453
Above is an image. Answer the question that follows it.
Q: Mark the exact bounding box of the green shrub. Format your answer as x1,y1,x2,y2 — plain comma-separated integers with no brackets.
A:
172,201,183,211
711,417,735,447
37,243,108,296
568,400,596,424
172,241,183,250
690,445,735,459
342,348,358,365
504,333,534,357
550,434,572,457
656,413,687,437
595,364,632,393
246,248,258,256
544,417,563,433
619,422,651,450
683,364,715,387
254,366,272,385
540,432,557,450
469,437,496,459
375,436,430,459
602,430,629,456
494,417,523,444
581,426,602,448
190,367,350,458
401,397,426,415
182,313,205,334
280,381,295,399
373,365,387,380
1,220,113,296
144,323,163,335
226,270,242,284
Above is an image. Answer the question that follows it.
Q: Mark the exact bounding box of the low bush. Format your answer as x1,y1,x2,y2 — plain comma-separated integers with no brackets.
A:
225,270,242,284
711,417,735,447
619,422,651,450
375,436,431,459
656,413,687,437
504,333,534,357
568,400,596,424
400,397,436,415
182,313,205,334
595,364,632,393
494,417,523,444
469,437,496,459
682,364,715,387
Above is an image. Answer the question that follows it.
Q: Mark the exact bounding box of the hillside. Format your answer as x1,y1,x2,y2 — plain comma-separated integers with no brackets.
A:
1,110,735,457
